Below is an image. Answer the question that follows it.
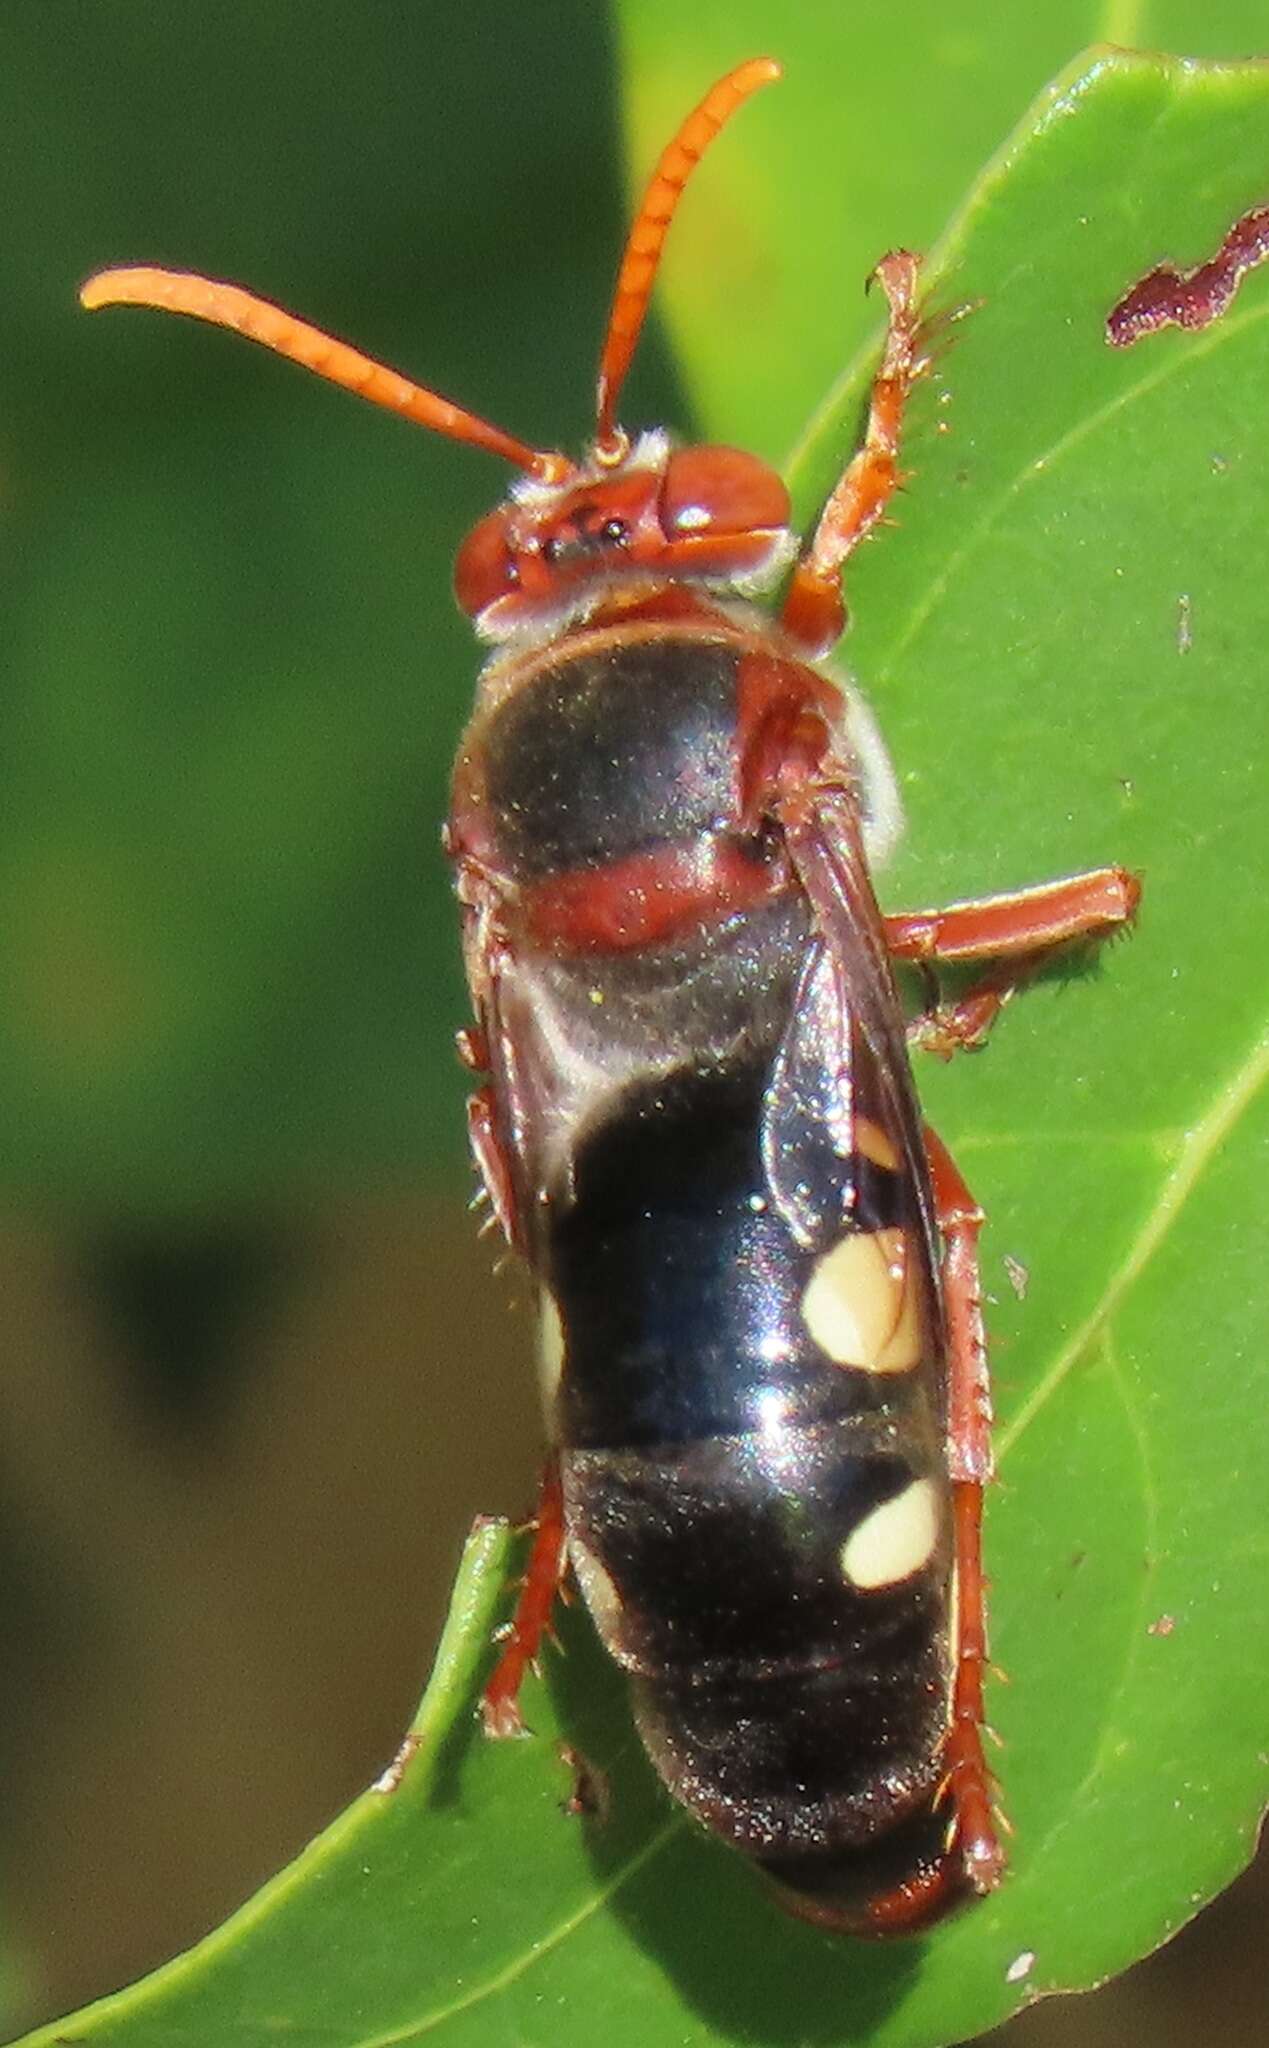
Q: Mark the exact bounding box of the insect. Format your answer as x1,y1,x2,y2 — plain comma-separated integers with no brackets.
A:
83,56,1140,1934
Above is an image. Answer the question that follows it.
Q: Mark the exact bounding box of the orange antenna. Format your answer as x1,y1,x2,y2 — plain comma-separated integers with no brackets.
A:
593,56,781,456
80,268,571,481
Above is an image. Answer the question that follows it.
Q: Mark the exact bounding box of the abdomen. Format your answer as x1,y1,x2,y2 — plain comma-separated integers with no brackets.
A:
458,618,954,1926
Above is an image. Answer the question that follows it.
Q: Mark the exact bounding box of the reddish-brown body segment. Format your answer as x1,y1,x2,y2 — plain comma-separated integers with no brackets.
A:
521,835,791,952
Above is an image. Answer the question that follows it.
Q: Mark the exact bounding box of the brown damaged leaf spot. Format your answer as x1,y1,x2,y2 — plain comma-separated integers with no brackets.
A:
1106,202,1269,346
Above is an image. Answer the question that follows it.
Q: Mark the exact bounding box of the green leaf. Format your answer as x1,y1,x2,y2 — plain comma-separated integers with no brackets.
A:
13,40,1269,2048
614,0,1269,455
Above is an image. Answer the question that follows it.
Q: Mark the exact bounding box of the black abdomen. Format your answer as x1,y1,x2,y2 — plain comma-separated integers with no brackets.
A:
548,1055,951,1910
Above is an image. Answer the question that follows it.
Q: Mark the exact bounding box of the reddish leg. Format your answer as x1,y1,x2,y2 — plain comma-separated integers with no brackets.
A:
886,866,1141,1057
782,250,927,657
481,1457,568,1738
925,1124,1004,1896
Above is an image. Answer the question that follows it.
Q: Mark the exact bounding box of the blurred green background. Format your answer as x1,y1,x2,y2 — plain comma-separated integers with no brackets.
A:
0,3,1266,2042
1,3,631,2027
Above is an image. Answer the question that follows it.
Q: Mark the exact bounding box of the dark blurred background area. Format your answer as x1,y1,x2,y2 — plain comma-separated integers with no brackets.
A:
0,5,1263,2042
0,5,614,2026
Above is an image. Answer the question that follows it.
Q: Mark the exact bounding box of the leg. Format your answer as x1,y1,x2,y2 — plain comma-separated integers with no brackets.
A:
886,866,1141,1057
467,1085,520,1250
924,1125,1004,1895
781,250,927,656
481,1457,567,1738
450,862,531,1252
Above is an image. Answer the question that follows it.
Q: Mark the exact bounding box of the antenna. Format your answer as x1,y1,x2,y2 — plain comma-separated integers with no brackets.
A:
80,268,570,480
593,56,781,456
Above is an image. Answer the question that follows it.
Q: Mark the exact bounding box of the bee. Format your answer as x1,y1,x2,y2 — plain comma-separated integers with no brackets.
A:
82,55,1139,1933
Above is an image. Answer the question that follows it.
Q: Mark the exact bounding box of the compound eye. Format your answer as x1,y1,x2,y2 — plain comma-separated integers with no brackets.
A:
454,508,518,616
661,445,790,539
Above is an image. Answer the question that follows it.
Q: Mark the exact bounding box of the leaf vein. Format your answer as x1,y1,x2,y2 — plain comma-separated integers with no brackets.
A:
1024,1328,1161,1873
356,1819,684,2045
874,292,1269,690
997,1017,1269,1462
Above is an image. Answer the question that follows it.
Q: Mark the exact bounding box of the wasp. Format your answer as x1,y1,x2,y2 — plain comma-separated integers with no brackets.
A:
83,56,1140,1934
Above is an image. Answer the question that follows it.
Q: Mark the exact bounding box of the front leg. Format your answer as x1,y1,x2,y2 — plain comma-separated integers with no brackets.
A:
884,866,1141,1057
781,250,928,657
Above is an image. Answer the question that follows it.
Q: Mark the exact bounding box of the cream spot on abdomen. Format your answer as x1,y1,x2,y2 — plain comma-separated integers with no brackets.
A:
840,1477,941,1590
801,1225,923,1372
856,1115,900,1171
537,1290,566,1413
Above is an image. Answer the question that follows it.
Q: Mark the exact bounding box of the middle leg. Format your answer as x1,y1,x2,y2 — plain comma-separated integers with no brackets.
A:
886,866,1141,1057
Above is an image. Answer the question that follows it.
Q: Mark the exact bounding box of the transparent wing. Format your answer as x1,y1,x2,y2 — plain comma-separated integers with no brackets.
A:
764,770,938,1275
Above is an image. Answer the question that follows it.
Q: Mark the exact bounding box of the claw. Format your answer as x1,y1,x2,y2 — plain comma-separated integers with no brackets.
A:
481,1694,532,1740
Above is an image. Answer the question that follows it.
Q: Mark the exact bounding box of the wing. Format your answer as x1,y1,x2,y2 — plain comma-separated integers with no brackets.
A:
763,769,939,1280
